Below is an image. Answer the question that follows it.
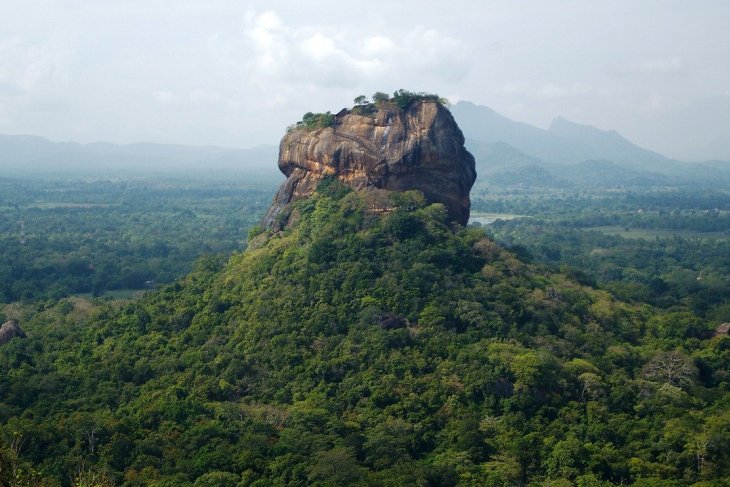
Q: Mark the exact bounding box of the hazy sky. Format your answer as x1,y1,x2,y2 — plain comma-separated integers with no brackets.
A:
1,0,729,160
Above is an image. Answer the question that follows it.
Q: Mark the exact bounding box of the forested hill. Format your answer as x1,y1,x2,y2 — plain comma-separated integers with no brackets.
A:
1,181,728,486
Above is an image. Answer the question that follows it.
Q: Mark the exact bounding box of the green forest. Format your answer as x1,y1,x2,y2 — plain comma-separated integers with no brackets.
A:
0,177,277,302
1,180,728,486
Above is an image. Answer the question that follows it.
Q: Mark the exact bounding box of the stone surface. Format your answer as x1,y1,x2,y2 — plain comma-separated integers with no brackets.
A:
262,100,476,228
0,320,27,345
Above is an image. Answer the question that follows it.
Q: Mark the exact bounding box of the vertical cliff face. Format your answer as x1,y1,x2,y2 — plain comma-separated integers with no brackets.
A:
262,100,477,228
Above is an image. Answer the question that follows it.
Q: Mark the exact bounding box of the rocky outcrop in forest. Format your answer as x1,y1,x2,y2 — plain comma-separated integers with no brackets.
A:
0,320,26,345
262,99,476,228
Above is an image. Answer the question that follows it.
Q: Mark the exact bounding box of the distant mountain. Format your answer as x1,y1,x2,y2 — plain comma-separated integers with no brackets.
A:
451,101,672,168
546,117,673,172
451,101,730,188
467,141,544,171
562,159,670,187
451,101,577,164
0,134,279,178
466,141,564,189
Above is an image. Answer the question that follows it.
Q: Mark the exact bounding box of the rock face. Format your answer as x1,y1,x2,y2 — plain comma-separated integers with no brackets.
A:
262,100,476,228
0,320,27,345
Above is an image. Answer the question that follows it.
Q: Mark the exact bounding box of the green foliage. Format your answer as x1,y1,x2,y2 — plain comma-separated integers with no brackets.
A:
481,189,730,322
1,185,729,485
298,111,335,130
353,90,448,114
360,89,449,110
0,177,274,302
371,91,390,104
391,89,448,109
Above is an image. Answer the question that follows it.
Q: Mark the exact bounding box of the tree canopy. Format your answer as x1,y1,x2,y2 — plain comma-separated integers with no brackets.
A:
1,181,728,485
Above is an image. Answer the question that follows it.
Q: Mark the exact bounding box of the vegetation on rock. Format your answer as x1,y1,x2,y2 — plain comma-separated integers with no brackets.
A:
351,89,449,115
293,90,450,132
296,112,335,131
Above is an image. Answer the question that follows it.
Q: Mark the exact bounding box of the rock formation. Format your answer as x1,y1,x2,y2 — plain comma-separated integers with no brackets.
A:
262,100,476,228
0,320,27,345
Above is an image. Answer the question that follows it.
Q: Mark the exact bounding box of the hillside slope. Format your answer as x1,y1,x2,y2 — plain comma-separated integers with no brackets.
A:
1,183,728,486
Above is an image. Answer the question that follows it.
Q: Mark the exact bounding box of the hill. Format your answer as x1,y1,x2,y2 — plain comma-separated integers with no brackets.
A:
1,181,728,486
1,94,728,486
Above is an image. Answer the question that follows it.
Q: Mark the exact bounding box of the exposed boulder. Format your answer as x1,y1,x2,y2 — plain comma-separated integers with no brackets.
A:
378,313,408,330
263,100,476,229
0,320,27,345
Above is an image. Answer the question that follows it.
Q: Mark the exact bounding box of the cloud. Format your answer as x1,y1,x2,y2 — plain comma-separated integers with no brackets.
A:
620,57,686,76
496,82,595,100
0,37,72,131
152,90,183,105
0,38,69,97
226,10,468,102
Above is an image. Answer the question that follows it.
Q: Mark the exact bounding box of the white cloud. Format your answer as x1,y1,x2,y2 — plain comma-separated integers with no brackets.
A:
0,38,70,97
301,33,338,62
245,10,289,78
621,57,686,76
361,36,397,57
495,82,594,100
0,36,73,134
228,10,468,100
152,90,183,105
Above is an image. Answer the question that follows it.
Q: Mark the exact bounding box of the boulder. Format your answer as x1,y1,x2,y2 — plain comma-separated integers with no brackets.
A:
0,320,27,345
263,100,476,228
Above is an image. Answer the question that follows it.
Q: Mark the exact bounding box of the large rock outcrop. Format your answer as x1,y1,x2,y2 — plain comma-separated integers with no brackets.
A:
262,100,476,228
0,320,26,345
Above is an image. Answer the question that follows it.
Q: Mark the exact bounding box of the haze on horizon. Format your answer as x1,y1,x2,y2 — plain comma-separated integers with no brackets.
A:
1,0,729,162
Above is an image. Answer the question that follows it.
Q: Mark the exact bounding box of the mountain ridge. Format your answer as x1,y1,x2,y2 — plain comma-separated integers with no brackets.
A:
0,133,280,177
450,101,730,188
451,100,673,168
3,101,730,191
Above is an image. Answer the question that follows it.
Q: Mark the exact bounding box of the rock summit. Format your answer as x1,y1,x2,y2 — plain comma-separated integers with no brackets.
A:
263,98,476,228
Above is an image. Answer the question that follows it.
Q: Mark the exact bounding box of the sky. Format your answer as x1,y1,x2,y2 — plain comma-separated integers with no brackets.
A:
1,0,729,161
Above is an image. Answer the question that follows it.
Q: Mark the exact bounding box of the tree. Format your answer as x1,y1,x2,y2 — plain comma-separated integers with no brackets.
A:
307,447,365,485
642,351,697,387
363,419,414,469
0,444,11,487
372,92,390,104
578,372,604,401
193,471,240,486
353,95,369,106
